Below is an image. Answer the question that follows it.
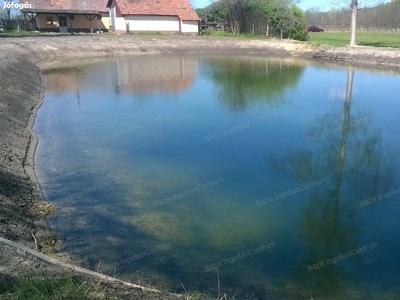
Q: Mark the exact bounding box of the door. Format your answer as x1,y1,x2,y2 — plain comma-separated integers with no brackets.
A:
59,16,67,33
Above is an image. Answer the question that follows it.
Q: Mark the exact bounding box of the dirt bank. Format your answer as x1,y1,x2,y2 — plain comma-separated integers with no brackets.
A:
2,35,400,66
0,35,399,299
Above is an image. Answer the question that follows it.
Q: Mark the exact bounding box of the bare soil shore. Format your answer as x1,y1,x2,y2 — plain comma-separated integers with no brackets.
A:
0,35,399,299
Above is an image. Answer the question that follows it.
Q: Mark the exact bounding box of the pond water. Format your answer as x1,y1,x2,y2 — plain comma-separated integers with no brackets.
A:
34,55,400,299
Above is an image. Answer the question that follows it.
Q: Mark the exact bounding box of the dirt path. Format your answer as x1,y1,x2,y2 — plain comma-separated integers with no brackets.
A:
0,35,399,299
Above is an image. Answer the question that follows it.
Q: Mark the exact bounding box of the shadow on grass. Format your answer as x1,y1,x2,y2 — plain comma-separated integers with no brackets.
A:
0,169,29,198
359,41,400,48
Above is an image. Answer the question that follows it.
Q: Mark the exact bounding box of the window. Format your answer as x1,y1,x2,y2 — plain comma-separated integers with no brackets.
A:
69,14,75,20
46,16,53,25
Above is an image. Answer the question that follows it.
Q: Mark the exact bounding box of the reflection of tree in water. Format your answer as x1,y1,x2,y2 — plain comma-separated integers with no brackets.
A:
267,67,395,298
203,57,305,111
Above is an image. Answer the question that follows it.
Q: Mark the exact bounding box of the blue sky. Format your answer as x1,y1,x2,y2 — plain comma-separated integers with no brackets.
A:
191,0,333,10
1,0,390,16
2,0,325,11
191,0,389,11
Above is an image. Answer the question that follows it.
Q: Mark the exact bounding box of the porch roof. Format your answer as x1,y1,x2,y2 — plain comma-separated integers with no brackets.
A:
21,8,100,15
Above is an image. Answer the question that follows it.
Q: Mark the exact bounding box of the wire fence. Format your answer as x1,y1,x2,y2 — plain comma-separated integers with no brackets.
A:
0,18,36,31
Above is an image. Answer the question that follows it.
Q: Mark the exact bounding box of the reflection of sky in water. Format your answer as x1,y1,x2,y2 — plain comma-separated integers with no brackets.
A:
35,55,400,299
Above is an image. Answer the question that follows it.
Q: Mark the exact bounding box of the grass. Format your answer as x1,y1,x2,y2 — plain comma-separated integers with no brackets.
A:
309,31,400,48
0,274,213,300
201,29,268,39
0,29,39,36
137,31,162,36
0,275,95,299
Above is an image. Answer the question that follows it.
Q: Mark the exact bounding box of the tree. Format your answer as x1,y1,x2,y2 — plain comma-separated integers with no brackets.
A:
202,0,309,40
223,0,248,33
305,0,397,45
196,1,229,22
271,4,308,40
251,0,275,36
350,0,358,46
266,66,394,296
204,57,305,110
5,0,12,20
0,10,7,19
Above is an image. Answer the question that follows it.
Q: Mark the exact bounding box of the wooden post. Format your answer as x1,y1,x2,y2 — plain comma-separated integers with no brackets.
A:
24,13,27,31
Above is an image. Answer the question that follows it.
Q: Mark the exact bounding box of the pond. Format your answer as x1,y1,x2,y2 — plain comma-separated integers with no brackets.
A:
34,54,400,299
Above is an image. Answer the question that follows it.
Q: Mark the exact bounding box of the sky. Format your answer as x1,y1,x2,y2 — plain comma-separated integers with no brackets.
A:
1,0,390,17
190,0,389,11
191,0,333,10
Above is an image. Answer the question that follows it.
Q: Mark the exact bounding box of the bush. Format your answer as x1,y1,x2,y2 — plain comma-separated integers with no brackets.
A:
272,5,309,41
200,0,309,41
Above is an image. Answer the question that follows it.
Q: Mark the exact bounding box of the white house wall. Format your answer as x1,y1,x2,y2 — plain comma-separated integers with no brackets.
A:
114,16,126,31
181,20,198,34
122,15,180,32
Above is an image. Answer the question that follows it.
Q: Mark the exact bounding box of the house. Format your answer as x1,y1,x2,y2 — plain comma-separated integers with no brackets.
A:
42,56,199,94
106,0,200,35
20,0,110,33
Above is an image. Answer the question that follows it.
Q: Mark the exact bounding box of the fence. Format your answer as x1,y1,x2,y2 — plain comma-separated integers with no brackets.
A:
313,25,400,33
0,18,35,31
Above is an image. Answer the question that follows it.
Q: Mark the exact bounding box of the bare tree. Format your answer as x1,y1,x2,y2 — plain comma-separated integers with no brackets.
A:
5,0,12,20
350,0,358,46
223,0,246,33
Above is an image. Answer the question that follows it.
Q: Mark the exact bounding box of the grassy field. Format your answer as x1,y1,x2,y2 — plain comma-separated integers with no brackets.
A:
203,30,400,48
202,29,270,39
309,31,400,48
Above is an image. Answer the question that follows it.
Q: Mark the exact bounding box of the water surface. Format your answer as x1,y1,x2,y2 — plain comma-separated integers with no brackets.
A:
35,55,400,299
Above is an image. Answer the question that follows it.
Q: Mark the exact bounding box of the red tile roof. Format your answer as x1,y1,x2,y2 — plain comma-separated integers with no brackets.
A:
21,0,109,13
108,0,200,20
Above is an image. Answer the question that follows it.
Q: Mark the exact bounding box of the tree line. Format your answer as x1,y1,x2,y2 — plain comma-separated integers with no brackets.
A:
196,0,309,41
306,0,400,32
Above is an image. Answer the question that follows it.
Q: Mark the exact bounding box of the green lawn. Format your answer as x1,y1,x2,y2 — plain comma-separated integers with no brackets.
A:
309,31,400,48
202,29,270,39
